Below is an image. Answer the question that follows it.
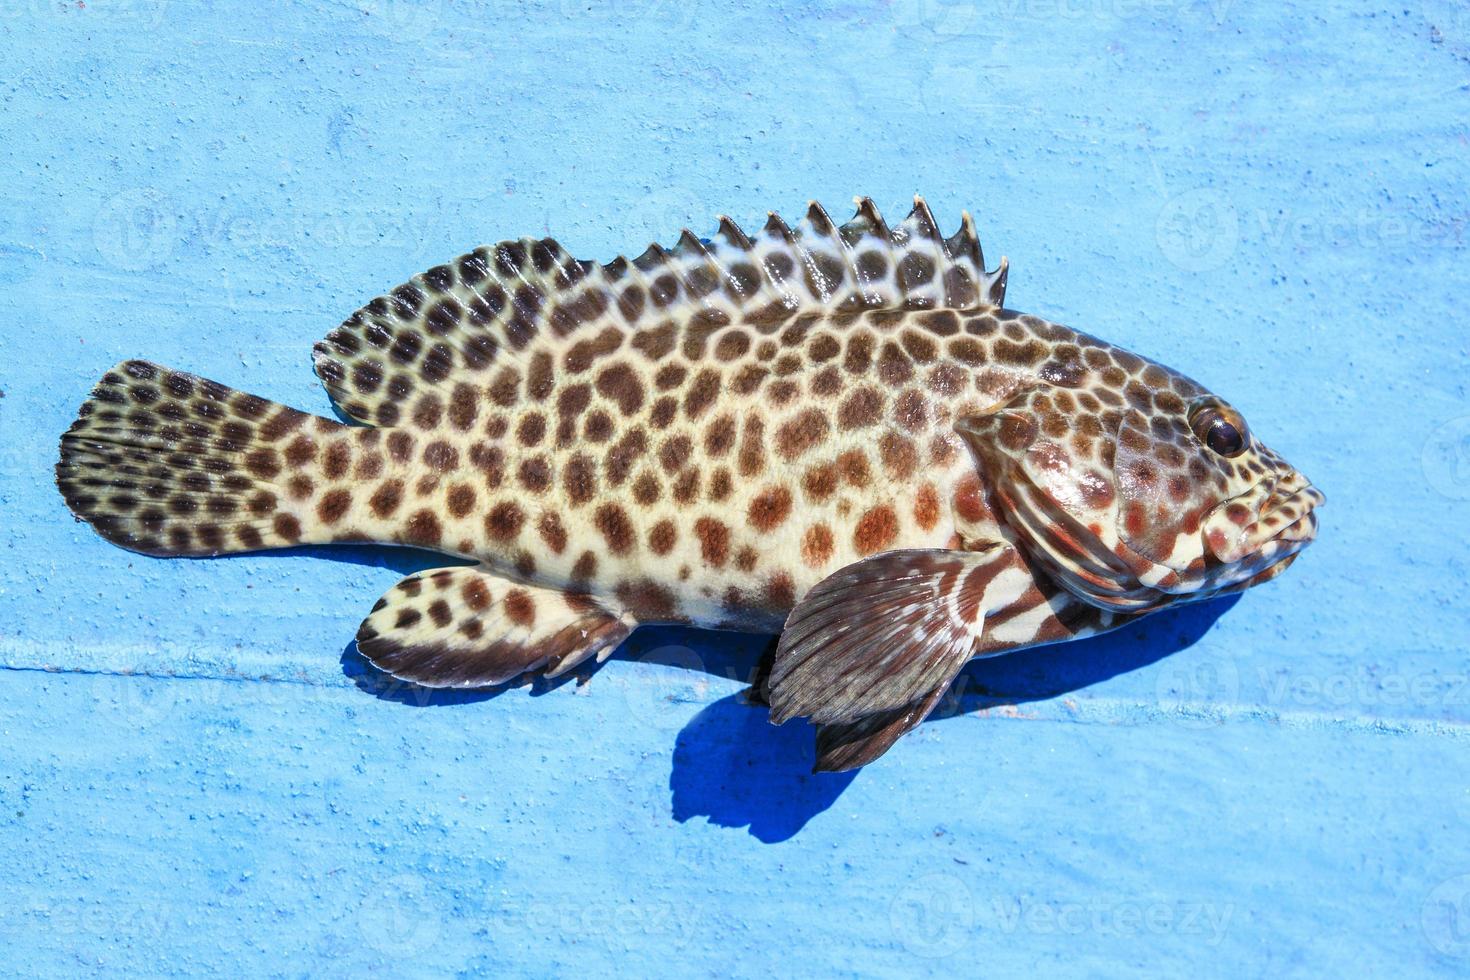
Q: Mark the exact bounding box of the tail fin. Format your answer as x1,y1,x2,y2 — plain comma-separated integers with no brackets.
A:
56,360,345,557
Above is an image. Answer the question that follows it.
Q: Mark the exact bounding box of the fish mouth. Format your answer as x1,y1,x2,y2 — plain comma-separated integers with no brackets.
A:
1204,480,1325,566
993,463,1324,613
1170,478,1322,599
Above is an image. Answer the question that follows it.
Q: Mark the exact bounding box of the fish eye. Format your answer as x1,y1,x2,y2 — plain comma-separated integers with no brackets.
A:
1189,403,1249,458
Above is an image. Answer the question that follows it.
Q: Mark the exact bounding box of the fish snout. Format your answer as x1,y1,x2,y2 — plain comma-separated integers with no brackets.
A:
1204,476,1324,564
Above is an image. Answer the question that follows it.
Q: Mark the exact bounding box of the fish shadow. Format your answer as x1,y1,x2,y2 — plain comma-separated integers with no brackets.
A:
233,541,473,576
671,691,858,844
334,547,1238,842
341,620,855,844
621,627,861,845
936,593,1242,718
661,594,1241,843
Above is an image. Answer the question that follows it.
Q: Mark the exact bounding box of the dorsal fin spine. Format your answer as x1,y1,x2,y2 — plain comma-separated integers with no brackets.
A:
795,201,849,302
945,210,982,266
852,196,890,238
989,256,1010,307
804,200,836,237
502,236,547,303
763,211,795,242
906,194,942,242
632,241,670,271
674,228,705,257
716,215,753,250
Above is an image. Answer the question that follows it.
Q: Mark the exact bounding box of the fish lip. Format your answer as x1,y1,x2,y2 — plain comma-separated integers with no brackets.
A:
1273,507,1320,545
1206,481,1324,563
1180,506,1318,597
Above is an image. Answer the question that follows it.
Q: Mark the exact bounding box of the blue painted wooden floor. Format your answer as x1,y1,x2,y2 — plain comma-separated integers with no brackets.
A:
2,1,1468,976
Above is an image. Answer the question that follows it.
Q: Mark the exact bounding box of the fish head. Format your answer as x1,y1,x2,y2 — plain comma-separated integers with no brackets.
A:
958,339,1323,612
1109,388,1325,595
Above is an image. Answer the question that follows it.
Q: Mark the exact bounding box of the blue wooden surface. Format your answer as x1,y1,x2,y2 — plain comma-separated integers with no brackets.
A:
3,1,1469,976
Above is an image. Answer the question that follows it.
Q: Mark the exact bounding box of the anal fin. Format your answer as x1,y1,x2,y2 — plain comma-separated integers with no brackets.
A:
768,546,1032,771
356,567,634,688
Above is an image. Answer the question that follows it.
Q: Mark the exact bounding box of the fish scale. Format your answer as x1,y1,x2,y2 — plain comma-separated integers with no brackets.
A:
55,195,1323,771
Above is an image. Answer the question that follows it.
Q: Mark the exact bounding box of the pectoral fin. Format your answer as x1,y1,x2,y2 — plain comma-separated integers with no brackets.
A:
356,566,634,688
768,546,1032,769
811,693,953,773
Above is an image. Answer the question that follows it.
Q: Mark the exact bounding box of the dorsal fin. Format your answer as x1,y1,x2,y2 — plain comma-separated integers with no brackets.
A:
312,197,1008,425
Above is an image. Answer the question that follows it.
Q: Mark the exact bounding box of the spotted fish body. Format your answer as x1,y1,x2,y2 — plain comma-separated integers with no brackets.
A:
56,197,1323,770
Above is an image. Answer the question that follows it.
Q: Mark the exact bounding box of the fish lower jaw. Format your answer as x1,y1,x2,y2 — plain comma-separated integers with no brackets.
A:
1205,485,1323,564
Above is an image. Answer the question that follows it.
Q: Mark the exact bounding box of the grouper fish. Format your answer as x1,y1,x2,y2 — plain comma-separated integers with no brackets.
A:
56,196,1323,770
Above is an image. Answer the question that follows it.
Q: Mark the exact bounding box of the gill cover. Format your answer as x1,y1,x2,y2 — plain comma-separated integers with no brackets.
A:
957,386,1168,611
1112,408,1221,571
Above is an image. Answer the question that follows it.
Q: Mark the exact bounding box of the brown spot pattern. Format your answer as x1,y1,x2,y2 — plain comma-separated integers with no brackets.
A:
854,505,899,555
747,486,793,532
